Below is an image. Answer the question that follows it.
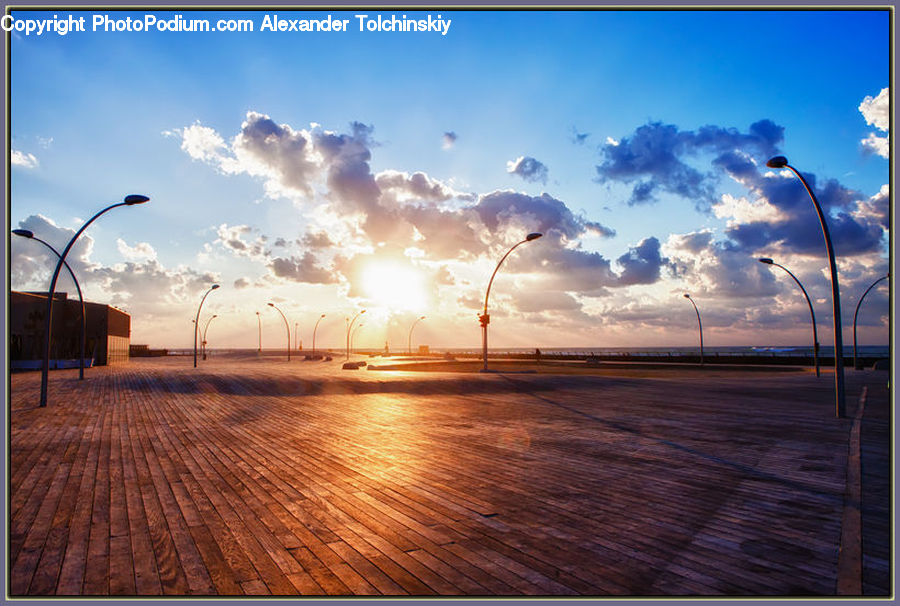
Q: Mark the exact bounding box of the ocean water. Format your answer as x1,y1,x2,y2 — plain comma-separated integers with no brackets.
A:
171,345,891,358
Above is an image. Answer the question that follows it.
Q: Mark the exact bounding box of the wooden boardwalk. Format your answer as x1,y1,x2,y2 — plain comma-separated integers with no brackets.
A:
7,356,889,596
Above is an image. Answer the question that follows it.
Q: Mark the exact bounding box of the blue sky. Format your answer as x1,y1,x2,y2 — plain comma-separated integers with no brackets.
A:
8,8,891,350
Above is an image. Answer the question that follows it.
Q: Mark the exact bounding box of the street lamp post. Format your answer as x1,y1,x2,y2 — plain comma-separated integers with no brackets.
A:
202,314,218,360
408,315,425,355
758,257,820,377
256,311,262,353
194,284,220,368
480,232,542,372
346,310,365,360
38,194,149,407
312,313,326,355
767,156,845,418
267,302,291,361
13,229,88,380
295,322,299,351
683,294,704,365
852,273,889,370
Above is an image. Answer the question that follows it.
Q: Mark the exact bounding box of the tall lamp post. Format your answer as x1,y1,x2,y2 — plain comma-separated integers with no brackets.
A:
853,273,889,370
256,311,262,353
295,322,299,351
312,313,326,355
683,293,704,365
194,284,220,367
480,232,542,372
39,194,149,407
346,309,365,360
767,156,845,418
202,314,218,360
408,315,425,355
13,229,88,380
267,302,291,361
758,257,820,377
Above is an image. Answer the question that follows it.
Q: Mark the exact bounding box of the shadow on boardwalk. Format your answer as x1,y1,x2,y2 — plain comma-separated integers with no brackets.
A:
8,357,891,597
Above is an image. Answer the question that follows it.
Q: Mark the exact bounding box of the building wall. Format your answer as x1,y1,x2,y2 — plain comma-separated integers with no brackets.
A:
9,291,131,366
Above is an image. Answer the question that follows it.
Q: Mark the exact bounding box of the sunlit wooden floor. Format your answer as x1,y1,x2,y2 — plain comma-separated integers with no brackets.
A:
8,355,888,596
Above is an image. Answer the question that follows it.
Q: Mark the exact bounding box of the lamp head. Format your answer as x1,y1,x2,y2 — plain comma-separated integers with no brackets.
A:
320,313,326,318
766,156,788,169
526,232,543,241
124,194,150,205
683,293,691,299
267,302,274,307
211,284,220,290
212,314,218,318
12,229,34,238
361,309,366,314
758,257,774,265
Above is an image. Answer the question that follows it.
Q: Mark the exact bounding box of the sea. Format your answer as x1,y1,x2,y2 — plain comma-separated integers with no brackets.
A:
167,345,890,359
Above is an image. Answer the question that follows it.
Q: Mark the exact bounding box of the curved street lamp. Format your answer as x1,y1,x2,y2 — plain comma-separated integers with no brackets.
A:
758,257,820,377
346,309,365,360
852,273,889,370
194,284,220,367
480,232,542,372
683,293,704,365
13,229,88,380
38,194,149,407
202,314,218,360
767,155,845,417
295,322,300,351
267,302,291,361
312,313,326,355
256,311,262,353
408,315,425,355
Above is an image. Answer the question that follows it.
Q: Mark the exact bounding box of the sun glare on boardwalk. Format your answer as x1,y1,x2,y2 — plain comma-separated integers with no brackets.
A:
361,261,427,312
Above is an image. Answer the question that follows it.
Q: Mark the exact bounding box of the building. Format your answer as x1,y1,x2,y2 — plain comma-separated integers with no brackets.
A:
9,291,131,369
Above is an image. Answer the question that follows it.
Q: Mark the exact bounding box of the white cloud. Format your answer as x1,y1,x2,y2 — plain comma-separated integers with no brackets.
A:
180,123,229,164
859,88,889,131
506,156,548,184
11,150,38,168
861,132,889,159
116,238,158,262
859,88,889,158
712,193,787,227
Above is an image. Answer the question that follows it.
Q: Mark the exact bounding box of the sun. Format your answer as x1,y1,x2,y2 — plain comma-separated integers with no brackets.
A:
361,261,428,312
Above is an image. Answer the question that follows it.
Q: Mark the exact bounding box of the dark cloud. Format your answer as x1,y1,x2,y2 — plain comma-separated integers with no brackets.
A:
234,112,318,195
314,122,381,212
597,117,885,257
616,237,668,286
474,191,615,243
596,119,784,208
399,206,486,259
301,231,336,249
215,224,268,259
375,170,455,203
442,131,457,149
723,166,887,257
269,252,338,284
570,127,589,145
233,277,250,289
507,156,549,184
512,290,581,313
